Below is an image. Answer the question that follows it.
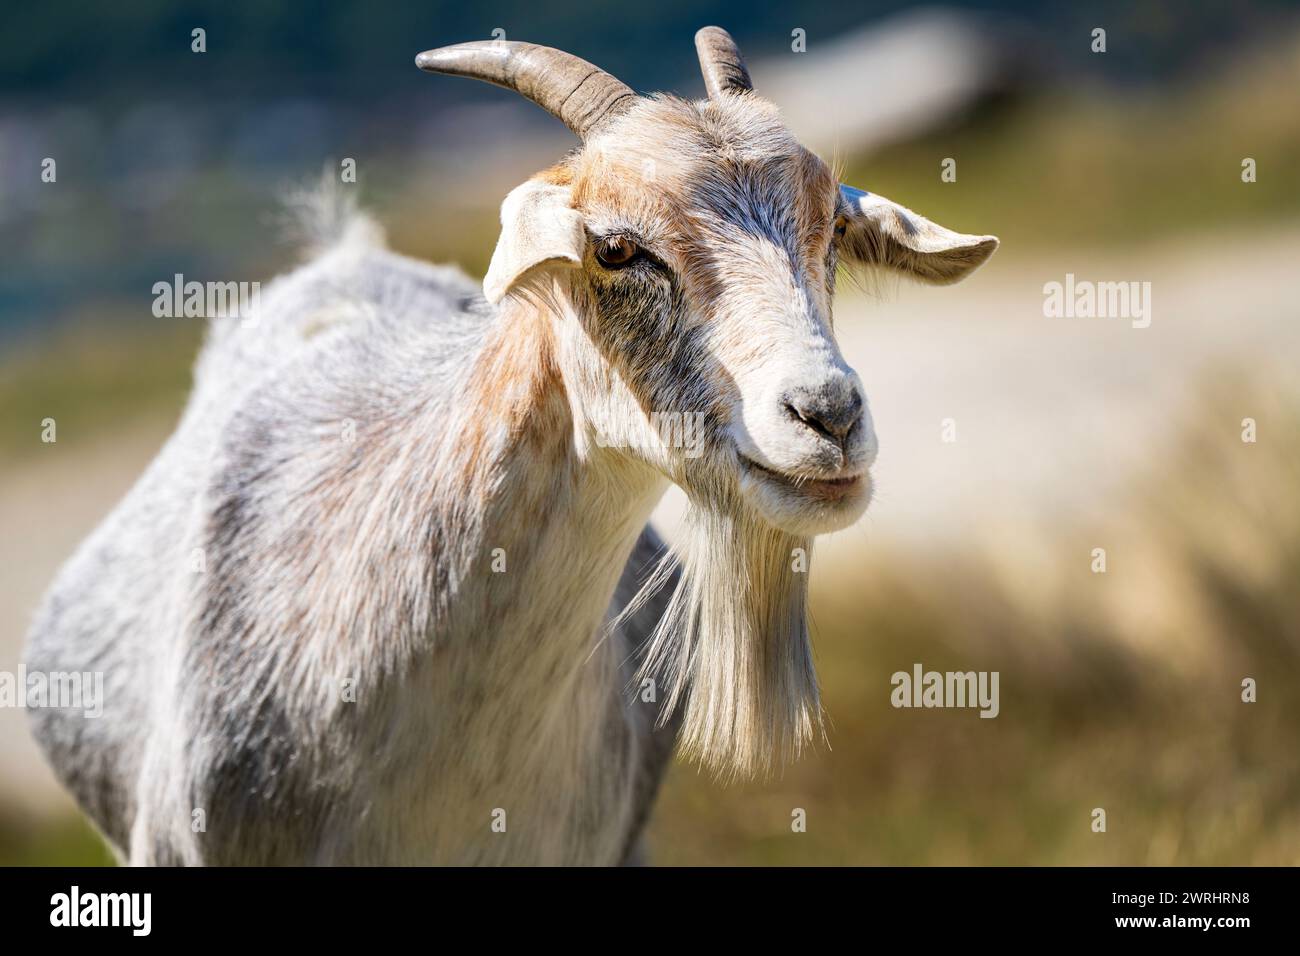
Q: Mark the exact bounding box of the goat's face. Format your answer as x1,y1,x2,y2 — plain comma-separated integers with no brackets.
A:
572,96,868,536
484,94,996,536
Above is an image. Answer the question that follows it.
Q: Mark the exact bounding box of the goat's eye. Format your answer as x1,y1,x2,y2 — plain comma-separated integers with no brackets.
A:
595,236,639,269
833,215,848,240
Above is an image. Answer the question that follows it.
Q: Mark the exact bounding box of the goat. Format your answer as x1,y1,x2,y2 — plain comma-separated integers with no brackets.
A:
24,28,996,865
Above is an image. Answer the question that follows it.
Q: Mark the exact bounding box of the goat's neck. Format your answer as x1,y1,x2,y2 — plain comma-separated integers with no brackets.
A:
307,294,670,863
434,293,666,655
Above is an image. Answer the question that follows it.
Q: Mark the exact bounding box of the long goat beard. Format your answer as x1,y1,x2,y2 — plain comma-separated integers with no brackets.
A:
627,492,822,779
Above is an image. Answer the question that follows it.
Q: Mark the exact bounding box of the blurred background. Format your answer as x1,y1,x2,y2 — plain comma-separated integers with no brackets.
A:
2,0,1299,864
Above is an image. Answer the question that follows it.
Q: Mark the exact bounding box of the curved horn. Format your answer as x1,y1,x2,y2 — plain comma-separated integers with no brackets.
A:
694,26,753,98
415,40,635,139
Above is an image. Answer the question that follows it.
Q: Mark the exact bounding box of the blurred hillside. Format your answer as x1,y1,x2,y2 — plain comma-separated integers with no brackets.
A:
3,1,1300,342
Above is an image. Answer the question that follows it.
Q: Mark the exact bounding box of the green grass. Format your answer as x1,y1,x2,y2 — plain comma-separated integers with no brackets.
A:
839,82,1300,254
0,316,201,464
0,812,116,867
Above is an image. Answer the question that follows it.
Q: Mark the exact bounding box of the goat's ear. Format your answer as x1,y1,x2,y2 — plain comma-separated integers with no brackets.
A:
484,180,586,304
838,185,998,285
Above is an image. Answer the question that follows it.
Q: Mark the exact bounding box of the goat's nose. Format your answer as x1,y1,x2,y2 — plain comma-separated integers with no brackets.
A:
782,381,863,445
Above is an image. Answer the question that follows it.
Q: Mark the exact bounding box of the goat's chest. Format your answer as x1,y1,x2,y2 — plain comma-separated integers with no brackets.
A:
335,624,646,865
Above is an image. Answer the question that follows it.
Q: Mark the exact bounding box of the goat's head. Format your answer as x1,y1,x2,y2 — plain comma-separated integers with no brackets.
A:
418,28,996,536
417,29,998,776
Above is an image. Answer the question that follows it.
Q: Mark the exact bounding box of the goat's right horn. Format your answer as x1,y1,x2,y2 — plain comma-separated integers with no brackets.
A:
695,26,753,98
415,40,636,139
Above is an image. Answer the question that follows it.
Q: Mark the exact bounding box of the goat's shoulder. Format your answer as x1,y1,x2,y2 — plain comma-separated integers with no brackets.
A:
188,244,487,648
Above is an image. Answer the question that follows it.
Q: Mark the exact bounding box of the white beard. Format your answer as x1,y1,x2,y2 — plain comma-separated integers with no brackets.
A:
627,491,821,778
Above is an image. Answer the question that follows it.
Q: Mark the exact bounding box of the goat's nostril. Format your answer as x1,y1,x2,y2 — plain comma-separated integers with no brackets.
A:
783,389,861,445
785,401,836,442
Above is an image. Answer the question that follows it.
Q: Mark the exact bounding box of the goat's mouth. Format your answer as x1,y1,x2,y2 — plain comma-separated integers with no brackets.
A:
735,453,871,535
740,456,865,501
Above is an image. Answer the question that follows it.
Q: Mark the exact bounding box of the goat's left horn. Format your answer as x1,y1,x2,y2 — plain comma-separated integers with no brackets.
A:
695,26,753,98
415,40,635,139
